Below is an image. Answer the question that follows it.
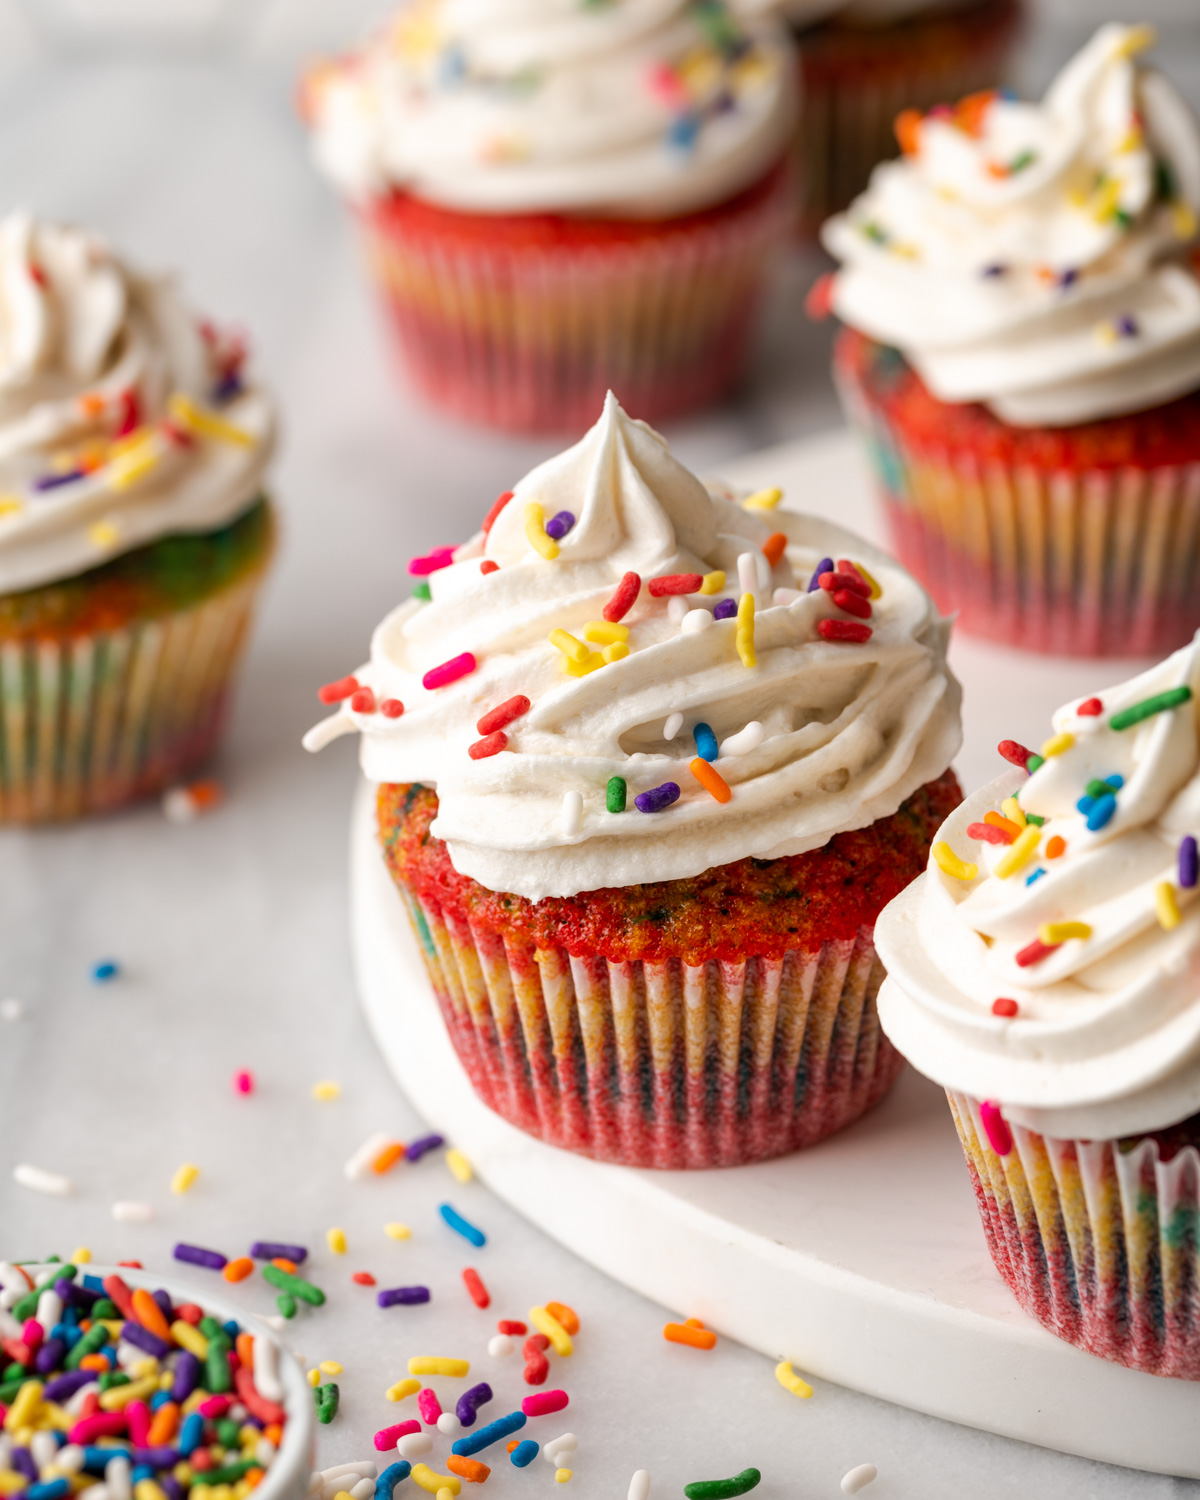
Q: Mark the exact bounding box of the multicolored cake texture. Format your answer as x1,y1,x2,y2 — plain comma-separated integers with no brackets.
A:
308,394,963,1167
877,639,1200,1377
0,214,276,823
300,0,795,433
822,24,1200,656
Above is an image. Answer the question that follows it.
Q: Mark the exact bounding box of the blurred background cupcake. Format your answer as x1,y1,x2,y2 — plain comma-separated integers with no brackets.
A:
307,394,962,1167
876,640,1200,1376
822,24,1200,658
0,212,275,823
300,0,796,433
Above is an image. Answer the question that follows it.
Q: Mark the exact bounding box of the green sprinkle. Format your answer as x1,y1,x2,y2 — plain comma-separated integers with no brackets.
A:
1009,150,1037,173
1026,754,1045,774
262,1263,326,1306
413,580,431,601
11,1290,40,1323
65,1323,110,1370
98,1371,130,1392
207,1346,233,1396
1109,686,1192,731
606,776,627,814
217,1419,241,1448
199,1317,230,1348
1085,778,1113,799
0,1376,27,1403
862,221,888,245
684,1471,762,1500
1024,812,1045,826
90,1298,118,1320
190,1462,257,1486
1156,159,1177,202
276,1293,297,1320
316,1382,340,1425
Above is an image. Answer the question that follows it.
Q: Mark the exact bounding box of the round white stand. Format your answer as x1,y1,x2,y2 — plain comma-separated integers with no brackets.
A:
350,431,1200,1479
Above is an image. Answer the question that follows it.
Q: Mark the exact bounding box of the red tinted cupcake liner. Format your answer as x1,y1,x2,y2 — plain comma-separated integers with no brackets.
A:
356,162,792,434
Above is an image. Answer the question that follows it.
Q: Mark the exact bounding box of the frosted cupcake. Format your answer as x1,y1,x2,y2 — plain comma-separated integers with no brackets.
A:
301,0,795,433
823,25,1200,657
877,639,1200,1376
0,213,275,823
307,393,961,1167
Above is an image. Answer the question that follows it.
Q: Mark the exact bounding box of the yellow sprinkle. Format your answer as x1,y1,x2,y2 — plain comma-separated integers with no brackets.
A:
742,486,783,511
88,520,120,548
995,825,1041,880
134,1482,168,1500
854,562,882,600
1038,920,1092,945
529,1305,572,1357
105,437,160,491
171,1162,199,1194
170,1321,208,1359
386,1378,422,1402
333,1491,353,1500
563,650,604,677
168,392,252,447
1041,732,1075,758
436,1492,454,1500
1113,22,1156,58
1094,321,1119,347
555,1472,572,1485
409,1465,459,1497
311,1080,341,1101
0,496,24,519
1117,128,1143,154
307,1368,320,1388
3,1380,42,1432
408,1357,470,1377
71,1246,92,1264
1156,882,1182,930
131,1358,159,1380
1000,797,1026,829
1172,201,1198,239
549,627,588,664
583,620,628,645
385,1222,411,1241
699,570,726,595
524,502,558,561
444,1148,473,1184
327,1226,347,1255
99,1376,159,1411
319,1360,343,1375
735,591,756,669
602,641,629,663
172,1466,193,1486
931,841,977,882
0,1474,28,1495
775,1359,813,1399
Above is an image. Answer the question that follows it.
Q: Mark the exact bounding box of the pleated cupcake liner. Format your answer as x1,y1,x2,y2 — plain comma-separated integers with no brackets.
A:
838,359,1200,657
0,570,266,824
398,882,903,1169
355,170,792,434
949,1090,1200,1380
792,0,1025,234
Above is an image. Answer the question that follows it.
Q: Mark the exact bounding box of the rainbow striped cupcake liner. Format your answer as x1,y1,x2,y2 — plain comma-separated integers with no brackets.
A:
838,369,1200,657
397,884,903,1168
356,172,791,435
0,570,266,824
949,1091,1200,1380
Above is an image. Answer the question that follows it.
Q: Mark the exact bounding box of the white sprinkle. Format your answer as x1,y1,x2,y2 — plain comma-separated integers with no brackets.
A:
55,1445,84,1476
262,1315,288,1332
343,1131,392,1181
0,998,23,1021
78,1485,109,1500
36,1288,63,1329
667,594,690,623
302,714,358,753
255,1439,277,1467
436,1412,462,1436
487,1333,515,1357
254,1325,284,1402
348,1479,374,1500
111,1200,154,1223
841,1465,878,1494
562,789,583,837
13,1163,73,1196
320,1464,376,1483
30,1431,59,1470
543,1434,578,1464
736,551,758,599
720,721,765,757
307,1473,323,1497
680,608,712,634
773,587,803,606
396,1433,432,1459
162,787,198,823
663,712,683,741
628,1472,651,1500
0,1308,20,1340
106,1455,131,1500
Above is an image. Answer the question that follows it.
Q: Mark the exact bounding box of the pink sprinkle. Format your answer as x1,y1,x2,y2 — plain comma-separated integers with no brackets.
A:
423,653,477,691
979,1100,1013,1157
68,1413,127,1445
408,546,456,577
199,1396,231,1419
646,61,686,105
233,1069,254,1095
126,1400,152,1446
521,1389,569,1417
417,1387,442,1425
374,1420,421,1450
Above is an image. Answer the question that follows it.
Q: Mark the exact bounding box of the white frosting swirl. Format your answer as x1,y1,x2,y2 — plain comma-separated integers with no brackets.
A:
307,393,961,900
823,24,1200,426
878,638,1200,1140
0,212,274,595
305,0,794,218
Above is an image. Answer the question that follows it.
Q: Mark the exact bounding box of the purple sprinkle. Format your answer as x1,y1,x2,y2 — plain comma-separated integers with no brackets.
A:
981,264,1007,278
405,1134,444,1163
544,510,575,541
34,1337,67,1374
212,373,242,404
121,1321,171,1360
1117,314,1139,338
171,1350,201,1403
173,1244,228,1272
250,1241,308,1263
160,1478,184,1500
807,557,833,592
634,782,681,814
150,1289,174,1323
32,469,84,492
43,1370,95,1402
712,597,737,620
11,1449,37,1482
131,1449,179,1470
456,1382,494,1428
56,1277,99,1309
377,1285,431,1308
1181,835,1198,890
1058,268,1079,290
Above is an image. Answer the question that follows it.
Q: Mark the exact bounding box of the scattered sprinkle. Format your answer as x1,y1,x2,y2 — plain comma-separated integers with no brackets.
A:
1181,835,1198,889
440,1203,486,1248
997,739,1035,770
1110,686,1192,730
735,592,756,667
762,533,786,567
606,776,627,813
561,790,583,837
170,1162,200,1194
932,842,977,882
683,1469,761,1498
1040,732,1075,758
818,619,872,643
1156,882,1182,930
603,572,641,622
388,1378,423,1401
634,782,680,814
112,1200,155,1223
841,1464,878,1494
528,1306,572,1357
544,511,576,541
462,1267,489,1307
994,826,1040,880
92,960,119,983
992,998,1019,1018
477,695,530,735
407,1133,445,1162
423,654,477,692
378,1285,431,1308
664,1321,717,1349
713,597,737,621
1046,836,1066,859
742,487,782,510
445,1149,473,1184
524,502,558,560
690,758,731,804
481,492,513,535
327,1227,348,1255
385,1222,413,1241
649,572,703,597
312,1080,341,1102
12,1163,73,1195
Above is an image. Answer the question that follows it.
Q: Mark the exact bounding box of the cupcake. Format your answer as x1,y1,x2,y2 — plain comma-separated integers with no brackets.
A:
301,0,795,433
822,24,1200,657
306,393,962,1168
876,639,1200,1376
0,213,275,823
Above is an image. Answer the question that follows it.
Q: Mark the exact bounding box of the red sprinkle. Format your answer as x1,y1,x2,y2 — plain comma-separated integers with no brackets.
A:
837,559,869,590
350,688,376,713
1077,697,1103,716
992,998,1020,1017
462,1268,490,1309
818,571,870,598
967,821,1013,846
352,1272,376,1286
480,560,499,575
469,732,507,760
832,588,872,620
603,572,641,622
762,533,787,568
523,1334,550,1386
1015,938,1060,968
161,419,194,449
381,699,405,719
318,675,358,705
477,695,531,736
648,572,703,597
115,1262,143,1271
176,1303,203,1325
804,272,836,321
482,491,514,535
998,740,1034,769
189,1452,213,1473
818,619,872,643
497,1320,527,1336
115,387,141,438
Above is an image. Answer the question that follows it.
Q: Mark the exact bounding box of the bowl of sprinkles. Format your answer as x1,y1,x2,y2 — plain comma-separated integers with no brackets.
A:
876,636,1200,1377
0,1260,313,1500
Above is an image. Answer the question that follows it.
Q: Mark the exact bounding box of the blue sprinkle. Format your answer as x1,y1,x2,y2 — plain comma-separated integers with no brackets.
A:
440,1202,486,1248
1076,795,1094,816
28,1483,71,1500
149,1390,171,1409
178,1414,204,1456
82,1274,103,1292
808,556,833,592
693,723,718,763
634,782,680,815
544,510,575,541
91,960,119,983
1106,773,1124,791
453,1410,527,1457
712,597,737,620
511,1440,539,1467
130,1468,154,1485
1025,868,1047,886
668,112,701,151
222,1319,239,1340
374,1462,412,1500
1087,792,1117,831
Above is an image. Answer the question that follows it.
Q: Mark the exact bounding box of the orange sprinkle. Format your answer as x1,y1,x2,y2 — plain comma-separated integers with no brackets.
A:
984,812,1023,839
223,1257,254,1283
507,1442,521,1454
1046,836,1066,859
147,1402,179,1446
544,1302,579,1335
956,89,997,138
271,1258,298,1275
664,1321,717,1350
447,1455,490,1483
236,1333,255,1368
690,757,731,805
78,392,107,417
131,1286,171,1341
985,161,1009,179
263,1424,282,1446
894,108,922,155
79,1354,110,1372
244,1469,265,1490
762,533,787,568
372,1142,406,1174
188,778,223,811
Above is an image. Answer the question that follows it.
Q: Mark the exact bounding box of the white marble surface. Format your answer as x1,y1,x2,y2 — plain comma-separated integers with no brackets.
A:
2,29,1200,1500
